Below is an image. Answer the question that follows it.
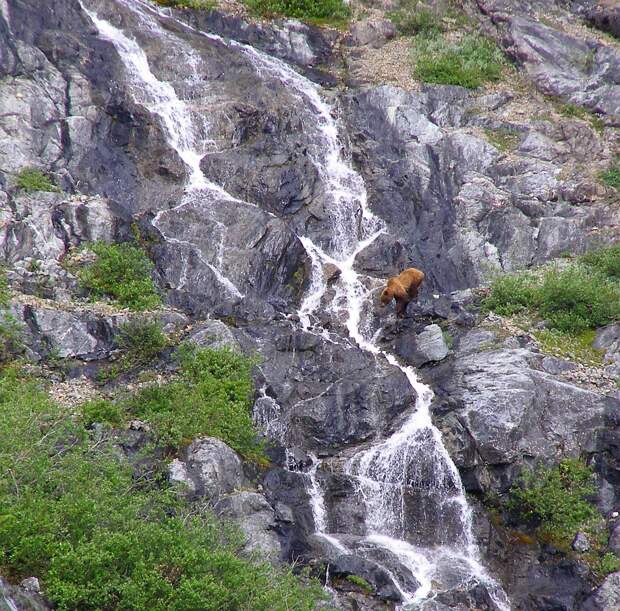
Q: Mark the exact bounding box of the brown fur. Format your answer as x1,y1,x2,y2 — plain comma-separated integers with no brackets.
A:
380,268,425,317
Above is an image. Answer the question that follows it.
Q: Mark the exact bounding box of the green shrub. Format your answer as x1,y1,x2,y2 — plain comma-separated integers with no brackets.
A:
388,0,443,36
0,369,323,610
153,0,215,9
125,346,263,461
15,168,60,193
533,329,604,367
483,264,620,333
244,0,350,24
413,33,505,89
581,244,620,278
508,459,600,545
600,160,620,190
116,319,168,367
78,242,161,311
81,398,125,427
593,552,620,578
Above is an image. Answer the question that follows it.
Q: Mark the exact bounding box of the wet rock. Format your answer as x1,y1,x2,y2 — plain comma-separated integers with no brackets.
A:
0,576,50,611
572,532,590,553
169,437,246,501
329,554,402,602
581,571,620,611
216,491,281,561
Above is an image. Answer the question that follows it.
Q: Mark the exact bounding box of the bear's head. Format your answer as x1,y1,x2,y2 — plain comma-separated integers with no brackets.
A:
379,287,392,305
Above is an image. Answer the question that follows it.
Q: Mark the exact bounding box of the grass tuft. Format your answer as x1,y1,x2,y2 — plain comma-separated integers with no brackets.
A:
15,168,60,193
243,0,350,26
412,33,505,89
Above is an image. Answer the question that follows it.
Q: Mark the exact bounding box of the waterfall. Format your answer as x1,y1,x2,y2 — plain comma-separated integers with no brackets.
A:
81,0,509,607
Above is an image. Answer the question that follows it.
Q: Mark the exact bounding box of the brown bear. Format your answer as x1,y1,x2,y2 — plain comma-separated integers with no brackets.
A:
379,267,425,318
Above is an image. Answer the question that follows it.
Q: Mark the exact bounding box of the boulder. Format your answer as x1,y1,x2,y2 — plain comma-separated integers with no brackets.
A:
216,491,281,561
169,437,246,501
581,571,620,611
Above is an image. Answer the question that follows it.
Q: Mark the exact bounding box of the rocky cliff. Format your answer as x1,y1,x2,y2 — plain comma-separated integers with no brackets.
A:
1,0,619,609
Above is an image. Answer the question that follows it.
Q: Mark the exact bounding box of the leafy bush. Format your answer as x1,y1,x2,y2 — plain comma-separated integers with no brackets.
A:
244,0,350,24
581,244,620,278
0,369,322,610
508,459,600,545
483,264,620,333
413,33,505,89
78,242,161,311
599,160,620,190
116,319,168,367
153,0,215,9
346,575,373,591
388,0,442,36
84,346,264,462
15,168,60,193
533,329,604,367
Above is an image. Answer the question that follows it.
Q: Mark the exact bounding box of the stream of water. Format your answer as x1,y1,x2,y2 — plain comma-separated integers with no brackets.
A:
82,1,509,607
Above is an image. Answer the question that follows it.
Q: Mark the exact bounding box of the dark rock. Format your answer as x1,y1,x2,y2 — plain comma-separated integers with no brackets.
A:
329,554,402,602
580,570,620,611
584,1,620,39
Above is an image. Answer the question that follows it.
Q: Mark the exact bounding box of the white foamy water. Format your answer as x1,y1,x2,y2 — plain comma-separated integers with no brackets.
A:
83,1,509,607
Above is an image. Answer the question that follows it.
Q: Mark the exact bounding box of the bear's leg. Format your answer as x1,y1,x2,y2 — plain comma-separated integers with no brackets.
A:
395,298,408,318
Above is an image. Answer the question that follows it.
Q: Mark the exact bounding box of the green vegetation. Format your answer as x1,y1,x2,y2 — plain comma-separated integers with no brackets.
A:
412,33,505,89
599,159,620,191
78,242,161,311
508,459,619,577
15,168,60,193
0,369,323,610
85,345,265,462
153,0,215,9
0,269,23,363
533,329,604,366
346,575,373,592
483,263,620,333
484,127,521,152
243,0,350,25
388,0,442,36
116,319,168,368
581,244,620,279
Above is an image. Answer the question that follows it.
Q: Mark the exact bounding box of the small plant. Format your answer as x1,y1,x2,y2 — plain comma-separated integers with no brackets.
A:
581,244,620,279
483,264,620,333
412,33,505,89
484,127,521,152
78,241,161,311
388,0,443,36
592,552,620,579
153,0,215,8
555,102,605,134
81,398,125,427
346,574,373,592
533,329,604,366
116,319,168,368
15,168,59,193
508,459,599,546
599,160,620,191
243,0,350,25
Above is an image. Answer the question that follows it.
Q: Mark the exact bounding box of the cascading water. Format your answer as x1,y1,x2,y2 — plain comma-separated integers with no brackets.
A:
82,0,508,607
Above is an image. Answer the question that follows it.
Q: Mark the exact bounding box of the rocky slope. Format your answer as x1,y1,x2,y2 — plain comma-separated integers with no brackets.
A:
1,0,619,609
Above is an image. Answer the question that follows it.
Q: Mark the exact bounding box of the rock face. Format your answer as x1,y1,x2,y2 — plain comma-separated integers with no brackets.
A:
2,0,620,609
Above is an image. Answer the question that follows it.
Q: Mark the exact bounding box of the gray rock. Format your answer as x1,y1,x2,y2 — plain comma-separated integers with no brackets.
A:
572,532,590,553
169,437,246,501
414,324,449,363
347,19,397,49
19,577,40,593
581,571,620,611
0,576,49,611
541,356,578,375
585,2,620,39
216,491,281,561
609,521,620,556
187,320,240,351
